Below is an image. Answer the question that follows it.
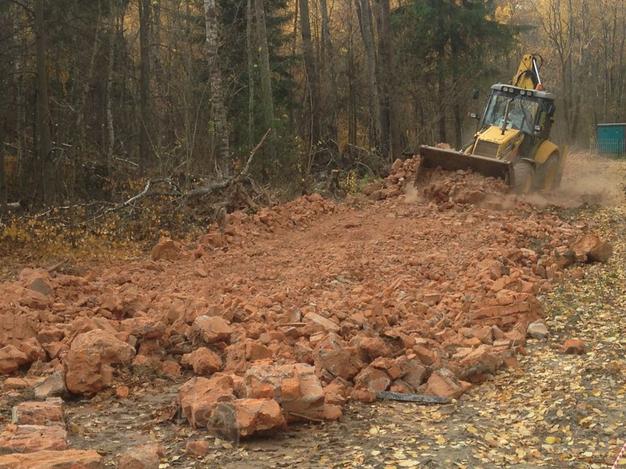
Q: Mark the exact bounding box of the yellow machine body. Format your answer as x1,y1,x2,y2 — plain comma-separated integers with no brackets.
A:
419,54,564,192
533,139,559,164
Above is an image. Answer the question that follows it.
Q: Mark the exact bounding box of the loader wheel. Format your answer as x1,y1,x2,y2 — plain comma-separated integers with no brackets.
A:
512,160,534,194
536,153,560,191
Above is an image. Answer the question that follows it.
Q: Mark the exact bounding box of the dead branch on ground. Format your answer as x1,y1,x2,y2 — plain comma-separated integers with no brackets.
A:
89,128,272,220
184,128,271,199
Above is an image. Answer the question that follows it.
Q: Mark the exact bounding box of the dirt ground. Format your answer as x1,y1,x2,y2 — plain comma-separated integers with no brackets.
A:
1,153,625,468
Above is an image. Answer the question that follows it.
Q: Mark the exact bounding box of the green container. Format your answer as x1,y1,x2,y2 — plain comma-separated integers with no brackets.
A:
596,123,626,155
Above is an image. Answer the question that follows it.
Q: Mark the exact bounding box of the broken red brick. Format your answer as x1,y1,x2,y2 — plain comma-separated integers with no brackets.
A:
209,398,286,439
0,450,102,469
0,345,30,375
182,347,223,375
314,334,364,380
0,424,68,453
353,366,391,393
12,399,64,426
191,316,233,344
186,439,210,458
178,375,235,428
245,363,325,422
118,444,163,469
571,234,612,263
150,237,182,261
64,329,135,396
351,387,377,403
561,338,586,355
425,368,466,400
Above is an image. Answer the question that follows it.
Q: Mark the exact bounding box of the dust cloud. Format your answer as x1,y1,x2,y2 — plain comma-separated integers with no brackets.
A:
480,151,626,209
531,151,625,208
403,183,420,204
401,151,624,209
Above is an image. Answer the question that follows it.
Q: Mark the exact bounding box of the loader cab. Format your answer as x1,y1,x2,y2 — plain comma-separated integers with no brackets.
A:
481,84,556,139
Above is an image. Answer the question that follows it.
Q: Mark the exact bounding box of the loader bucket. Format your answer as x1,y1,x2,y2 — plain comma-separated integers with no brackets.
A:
418,145,513,182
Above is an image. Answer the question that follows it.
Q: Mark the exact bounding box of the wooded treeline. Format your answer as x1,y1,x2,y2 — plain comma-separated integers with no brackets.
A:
0,0,625,208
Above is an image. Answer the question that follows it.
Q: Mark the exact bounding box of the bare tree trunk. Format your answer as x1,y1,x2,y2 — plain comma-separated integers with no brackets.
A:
0,115,5,212
246,0,255,148
105,0,116,170
183,0,194,171
152,0,162,157
436,63,446,142
35,0,53,204
416,95,426,146
375,0,392,159
347,2,357,146
299,0,320,146
0,6,6,211
565,0,575,140
254,0,275,158
204,0,230,176
355,0,381,151
601,8,610,120
139,0,151,169
615,2,626,119
451,39,462,148
14,6,26,191
77,0,101,155
435,0,446,143
319,0,338,144
453,103,463,148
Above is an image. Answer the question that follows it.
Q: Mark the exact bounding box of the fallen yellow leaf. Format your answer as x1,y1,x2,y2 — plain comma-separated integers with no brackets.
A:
466,424,478,435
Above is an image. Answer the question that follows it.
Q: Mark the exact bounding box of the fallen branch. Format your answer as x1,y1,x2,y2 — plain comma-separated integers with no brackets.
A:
31,201,115,220
241,128,272,177
376,391,449,405
113,156,140,168
78,129,272,223
345,143,372,157
89,178,180,222
47,259,68,273
185,128,271,199
287,412,325,423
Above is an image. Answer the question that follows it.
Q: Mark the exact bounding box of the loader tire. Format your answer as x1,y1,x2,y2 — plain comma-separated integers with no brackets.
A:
536,153,560,191
512,160,534,194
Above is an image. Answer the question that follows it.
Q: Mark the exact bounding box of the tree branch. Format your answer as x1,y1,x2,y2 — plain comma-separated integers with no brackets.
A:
89,178,179,221
83,129,272,222
7,0,34,17
184,127,271,199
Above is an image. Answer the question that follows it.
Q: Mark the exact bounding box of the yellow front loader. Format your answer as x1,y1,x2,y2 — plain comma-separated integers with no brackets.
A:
419,54,565,193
